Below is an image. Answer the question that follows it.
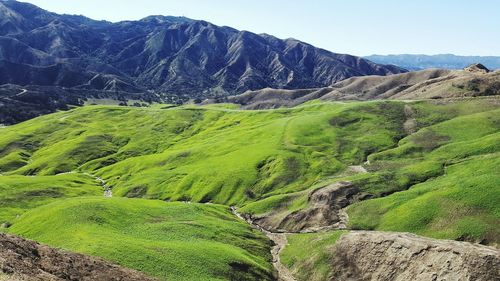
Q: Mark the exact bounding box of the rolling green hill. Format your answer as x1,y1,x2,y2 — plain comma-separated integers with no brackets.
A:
0,101,411,205
8,198,274,281
0,98,498,279
0,174,101,224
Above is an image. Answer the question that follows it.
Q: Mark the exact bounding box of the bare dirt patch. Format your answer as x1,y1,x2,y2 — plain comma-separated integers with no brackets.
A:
329,231,500,281
253,181,371,233
403,104,417,134
0,233,156,281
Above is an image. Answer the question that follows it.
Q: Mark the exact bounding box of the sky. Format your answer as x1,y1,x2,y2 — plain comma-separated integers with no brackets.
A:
19,0,500,56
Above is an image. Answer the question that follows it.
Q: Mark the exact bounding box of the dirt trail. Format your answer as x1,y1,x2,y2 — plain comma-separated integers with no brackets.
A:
267,233,297,281
403,104,417,134
347,165,367,174
231,207,297,281
229,182,359,280
230,183,357,281
14,89,28,97
82,172,112,197
337,208,349,229
57,171,112,197
81,172,106,186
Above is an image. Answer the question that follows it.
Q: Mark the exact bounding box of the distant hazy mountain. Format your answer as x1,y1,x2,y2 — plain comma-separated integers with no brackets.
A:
365,54,500,70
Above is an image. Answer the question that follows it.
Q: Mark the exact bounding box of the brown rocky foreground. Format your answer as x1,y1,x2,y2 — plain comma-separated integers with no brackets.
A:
0,233,156,281
329,231,500,281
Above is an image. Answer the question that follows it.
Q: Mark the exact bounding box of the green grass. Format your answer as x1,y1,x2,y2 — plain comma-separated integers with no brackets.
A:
0,98,498,278
280,231,347,281
0,173,101,225
8,198,274,281
0,101,410,205
237,102,500,246
347,154,500,243
344,108,500,244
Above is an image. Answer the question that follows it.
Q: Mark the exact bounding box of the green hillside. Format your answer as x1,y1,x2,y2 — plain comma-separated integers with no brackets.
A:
0,174,101,224
240,102,500,243
280,231,347,281
9,198,274,281
0,98,498,279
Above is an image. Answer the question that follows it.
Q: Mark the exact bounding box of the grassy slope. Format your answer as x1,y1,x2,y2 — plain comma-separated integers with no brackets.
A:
0,101,409,205
347,107,500,242
240,104,500,243
0,98,498,279
0,173,101,224
9,198,273,281
348,154,499,242
280,231,347,281
276,103,500,281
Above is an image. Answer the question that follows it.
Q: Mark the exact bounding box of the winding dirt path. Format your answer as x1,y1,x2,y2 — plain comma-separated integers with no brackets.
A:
347,165,367,174
268,233,296,281
231,207,297,281
83,173,112,197
82,172,106,186
57,171,111,197
403,104,417,134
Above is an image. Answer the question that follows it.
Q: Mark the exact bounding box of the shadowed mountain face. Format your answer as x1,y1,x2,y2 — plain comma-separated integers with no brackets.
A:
0,0,405,101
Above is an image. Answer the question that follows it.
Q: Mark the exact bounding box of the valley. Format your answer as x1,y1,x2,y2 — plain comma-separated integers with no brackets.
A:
0,97,498,280
0,1,499,280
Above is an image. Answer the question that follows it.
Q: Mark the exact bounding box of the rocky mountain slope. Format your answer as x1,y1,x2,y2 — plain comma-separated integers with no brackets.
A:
365,54,500,70
225,64,500,109
0,233,157,281
328,231,499,281
0,0,405,125
281,231,500,281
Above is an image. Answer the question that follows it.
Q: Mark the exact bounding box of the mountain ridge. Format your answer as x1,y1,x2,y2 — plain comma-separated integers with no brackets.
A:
0,0,406,124
222,66,500,109
0,0,405,98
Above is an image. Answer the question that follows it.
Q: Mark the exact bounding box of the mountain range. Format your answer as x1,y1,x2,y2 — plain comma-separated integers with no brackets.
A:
365,54,500,70
0,0,403,99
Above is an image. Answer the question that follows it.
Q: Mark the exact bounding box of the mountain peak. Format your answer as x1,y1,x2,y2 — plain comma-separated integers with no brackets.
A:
139,15,193,24
464,63,490,73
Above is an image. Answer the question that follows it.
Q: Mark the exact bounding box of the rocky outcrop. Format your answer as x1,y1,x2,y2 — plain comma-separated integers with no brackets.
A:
0,233,157,281
464,63,490,74
329,231,500,281
253,181,370,232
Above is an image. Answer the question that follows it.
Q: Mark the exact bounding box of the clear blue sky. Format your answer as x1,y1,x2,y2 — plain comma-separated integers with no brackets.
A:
21,0,500,56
